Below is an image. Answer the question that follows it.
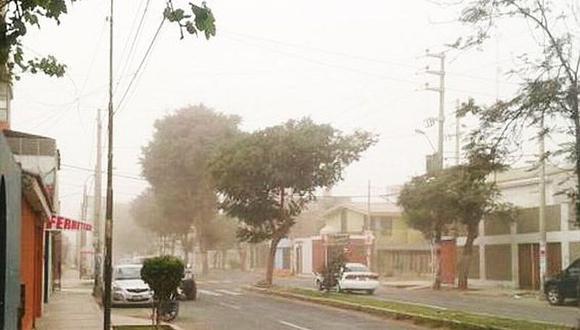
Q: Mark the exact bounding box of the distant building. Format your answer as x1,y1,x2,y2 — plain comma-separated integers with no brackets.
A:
446,165,579,289
292,202,430,276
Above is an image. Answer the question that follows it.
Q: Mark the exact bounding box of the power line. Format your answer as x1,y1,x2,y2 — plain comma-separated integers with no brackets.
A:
115,16,166,114
114,0,151,95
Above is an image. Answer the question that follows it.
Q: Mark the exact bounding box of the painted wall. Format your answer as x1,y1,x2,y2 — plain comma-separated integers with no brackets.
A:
20,200,44,330
0,134,21,330
293,238,313,274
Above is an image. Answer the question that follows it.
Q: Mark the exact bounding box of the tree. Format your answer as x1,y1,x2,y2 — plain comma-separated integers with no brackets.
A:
398,172,456,289
141,104,241,275
210,118,376,286
0,0,216,81
399,142,515,290
204,214,238,269
130,188,188,255
141,255,184,327
454,0,580,223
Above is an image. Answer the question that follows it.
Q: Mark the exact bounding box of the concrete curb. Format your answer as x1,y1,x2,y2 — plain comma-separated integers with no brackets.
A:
244,286,573,330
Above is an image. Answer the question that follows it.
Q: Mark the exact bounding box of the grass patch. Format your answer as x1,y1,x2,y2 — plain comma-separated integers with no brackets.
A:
113,326,172,330
255,286,572,330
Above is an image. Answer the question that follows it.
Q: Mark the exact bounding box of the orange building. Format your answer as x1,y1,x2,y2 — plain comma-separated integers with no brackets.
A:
20,171,53,330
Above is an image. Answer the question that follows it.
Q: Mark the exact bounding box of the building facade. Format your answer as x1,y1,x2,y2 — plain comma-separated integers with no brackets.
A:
452,166,580,289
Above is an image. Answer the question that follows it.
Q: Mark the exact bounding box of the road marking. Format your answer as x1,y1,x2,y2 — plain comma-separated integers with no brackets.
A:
198,289,223,297
216,289,242,296
218,302,241,310
278,320,312,330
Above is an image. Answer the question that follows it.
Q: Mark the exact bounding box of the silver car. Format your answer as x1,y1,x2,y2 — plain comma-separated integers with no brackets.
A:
112,264,153,306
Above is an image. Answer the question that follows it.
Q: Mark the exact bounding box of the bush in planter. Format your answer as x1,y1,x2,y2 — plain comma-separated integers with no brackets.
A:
141,256,185,326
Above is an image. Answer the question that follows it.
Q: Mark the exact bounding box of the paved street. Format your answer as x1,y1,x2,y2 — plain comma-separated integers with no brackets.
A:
272,274,580,328
168,270,580,328
114,276,426,330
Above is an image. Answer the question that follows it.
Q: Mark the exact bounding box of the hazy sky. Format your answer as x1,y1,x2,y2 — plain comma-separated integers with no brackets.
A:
10,0,562,218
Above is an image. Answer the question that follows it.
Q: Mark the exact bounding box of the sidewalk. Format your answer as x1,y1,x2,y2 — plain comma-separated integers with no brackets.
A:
36,268,151,330
35,269,102,330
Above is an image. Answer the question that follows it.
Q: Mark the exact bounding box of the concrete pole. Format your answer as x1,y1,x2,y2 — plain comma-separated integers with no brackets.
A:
426,51,445,170
539,116,547,293
93,109,102,295
455,100,460,166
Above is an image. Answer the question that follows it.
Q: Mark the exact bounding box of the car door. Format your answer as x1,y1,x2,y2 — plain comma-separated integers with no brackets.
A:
562,259,580,298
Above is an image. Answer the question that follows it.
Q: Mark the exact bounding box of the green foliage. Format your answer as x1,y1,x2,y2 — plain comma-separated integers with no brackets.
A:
320,250,346,290
140,255,184,303
164,1,216,40
210,118,377,243
1,0,215,81
139,105,240,273
453,0,580,224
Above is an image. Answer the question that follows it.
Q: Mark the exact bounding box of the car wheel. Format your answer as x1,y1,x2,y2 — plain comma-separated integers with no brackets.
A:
546,286,564,305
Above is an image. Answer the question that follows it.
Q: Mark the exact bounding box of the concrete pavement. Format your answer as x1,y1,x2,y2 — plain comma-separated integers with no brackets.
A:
35,268,154,330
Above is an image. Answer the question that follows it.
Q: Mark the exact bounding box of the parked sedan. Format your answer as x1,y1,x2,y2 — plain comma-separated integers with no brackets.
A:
112,264,153,307
544,258,580,305
336,263,380,294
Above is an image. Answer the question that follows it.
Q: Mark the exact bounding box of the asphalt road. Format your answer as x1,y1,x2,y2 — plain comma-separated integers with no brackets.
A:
273,274,580,328
113,277,426,330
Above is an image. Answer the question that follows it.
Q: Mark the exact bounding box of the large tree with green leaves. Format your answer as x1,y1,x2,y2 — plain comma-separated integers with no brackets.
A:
453,0,579,223
0,0,215,81
210,118,376,286
140,104,240,275
398,171,457,289
399,144,515,290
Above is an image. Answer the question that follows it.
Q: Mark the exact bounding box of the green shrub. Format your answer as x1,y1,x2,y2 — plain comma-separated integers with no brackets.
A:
141,255,184,325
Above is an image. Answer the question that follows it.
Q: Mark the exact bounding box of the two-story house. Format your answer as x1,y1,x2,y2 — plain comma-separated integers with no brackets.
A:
292,202,430,277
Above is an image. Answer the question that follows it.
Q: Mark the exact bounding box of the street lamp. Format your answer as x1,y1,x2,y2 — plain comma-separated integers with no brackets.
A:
414,129,436,152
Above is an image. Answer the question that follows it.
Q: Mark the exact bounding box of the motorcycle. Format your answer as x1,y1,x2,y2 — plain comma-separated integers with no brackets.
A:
157,293,179,323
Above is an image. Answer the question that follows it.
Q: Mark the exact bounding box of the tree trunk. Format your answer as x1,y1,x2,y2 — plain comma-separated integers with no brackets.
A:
432,231,442,290
458,224,478,290
221,249,227,269
265,236,282,286
239,244,247,271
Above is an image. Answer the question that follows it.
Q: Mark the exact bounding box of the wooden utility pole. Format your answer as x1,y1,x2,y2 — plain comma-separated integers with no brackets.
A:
103,0,114,327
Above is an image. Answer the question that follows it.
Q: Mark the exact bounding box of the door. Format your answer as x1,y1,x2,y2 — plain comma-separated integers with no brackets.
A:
519,243,540,290
440,239,456,284
0,177,6,327
547,242,562,278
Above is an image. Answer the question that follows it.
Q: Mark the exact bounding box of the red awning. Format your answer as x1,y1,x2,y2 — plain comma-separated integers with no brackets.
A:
47,215,92,231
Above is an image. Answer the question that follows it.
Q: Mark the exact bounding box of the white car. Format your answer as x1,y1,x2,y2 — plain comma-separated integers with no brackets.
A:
112,264,153,306
337,263,380,294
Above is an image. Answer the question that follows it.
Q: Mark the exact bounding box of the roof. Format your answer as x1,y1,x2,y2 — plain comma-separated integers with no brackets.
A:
2,130,55,140
22,170,54,220
324,202,401,217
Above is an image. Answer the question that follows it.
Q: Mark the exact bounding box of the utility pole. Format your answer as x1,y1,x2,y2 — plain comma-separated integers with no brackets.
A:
539,115,547,293
425,51,446,170
93,109,102,296
79,185,88,279
455,99,461,166
366,180,372,270
103,0,114,328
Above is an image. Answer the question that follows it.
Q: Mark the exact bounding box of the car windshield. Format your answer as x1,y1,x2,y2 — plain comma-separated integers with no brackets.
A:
344,265,369,272
114,266,142,280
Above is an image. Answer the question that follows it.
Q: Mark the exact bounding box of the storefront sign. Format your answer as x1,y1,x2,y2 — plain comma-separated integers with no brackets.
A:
47,215,93,231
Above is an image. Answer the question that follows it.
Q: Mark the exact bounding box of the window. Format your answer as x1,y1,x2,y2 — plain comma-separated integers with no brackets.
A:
369,216,393,235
